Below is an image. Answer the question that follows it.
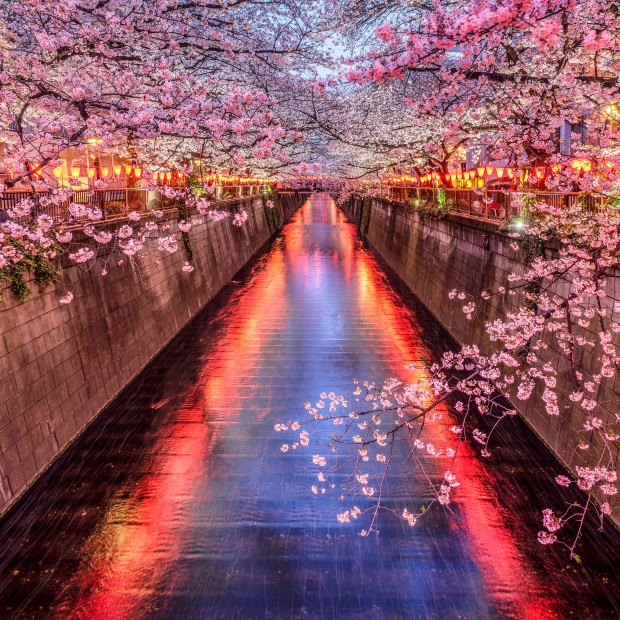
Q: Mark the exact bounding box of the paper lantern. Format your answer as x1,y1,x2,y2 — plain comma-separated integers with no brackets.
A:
507,169,515,179
477,166,485,177
582,160,592,172
496,167,505,178
165,171,172,182
134,167,143,178
101,167,110,177
534,166,545,179
125,165,132,175
87,168,95,179
52,166,63,178
551,164,562,173
158,171,165,182
114,165,122,176
152,172,158,182
71,166,81,177
486,166,494,175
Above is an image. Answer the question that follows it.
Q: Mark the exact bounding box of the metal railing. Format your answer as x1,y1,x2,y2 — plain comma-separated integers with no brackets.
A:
0,185,268,225
386,186,609,223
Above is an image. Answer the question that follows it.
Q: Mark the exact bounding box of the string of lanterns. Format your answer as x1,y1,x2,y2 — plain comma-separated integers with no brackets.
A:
385,158,610,188
27,163,274,187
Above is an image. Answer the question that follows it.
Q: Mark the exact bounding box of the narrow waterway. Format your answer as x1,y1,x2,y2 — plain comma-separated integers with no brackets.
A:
0,194,618,619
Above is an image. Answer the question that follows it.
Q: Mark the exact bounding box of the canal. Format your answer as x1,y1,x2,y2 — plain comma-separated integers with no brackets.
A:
0,194,618,618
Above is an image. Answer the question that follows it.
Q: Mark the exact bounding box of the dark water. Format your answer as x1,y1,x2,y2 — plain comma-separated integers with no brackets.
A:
0,194,619,619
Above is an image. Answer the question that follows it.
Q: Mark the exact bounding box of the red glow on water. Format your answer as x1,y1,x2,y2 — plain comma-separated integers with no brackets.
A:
44,195,595,618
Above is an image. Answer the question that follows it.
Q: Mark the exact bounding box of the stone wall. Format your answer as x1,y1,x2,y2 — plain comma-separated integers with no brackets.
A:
341,197,620,507
0,192,305,515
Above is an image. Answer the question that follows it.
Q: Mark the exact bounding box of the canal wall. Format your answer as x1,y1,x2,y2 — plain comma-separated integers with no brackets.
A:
341,197,620,514
0,192,306,516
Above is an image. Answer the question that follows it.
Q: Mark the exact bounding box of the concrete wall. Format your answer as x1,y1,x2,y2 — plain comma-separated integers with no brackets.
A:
341,197,620,504
0,192,305,515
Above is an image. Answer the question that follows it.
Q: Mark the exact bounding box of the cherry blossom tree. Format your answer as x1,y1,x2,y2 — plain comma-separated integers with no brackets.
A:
0,0,329,299
273,0,620,558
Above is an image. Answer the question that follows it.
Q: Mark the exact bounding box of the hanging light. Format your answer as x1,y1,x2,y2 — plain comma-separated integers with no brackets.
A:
534,166,545,179
87,168,95,179
165,171,172,182
496,167,505,178
582,160,592,172
152,172,158,182
125,165,132,175
71,165,81,177
114,165,122,176
551,164,562,173
178,171,184,180
134,167,143,178
158,171,165,182
486,166,494,176
477,166,485,177
507,169,515,179
101,167,110,177
52,166,63,178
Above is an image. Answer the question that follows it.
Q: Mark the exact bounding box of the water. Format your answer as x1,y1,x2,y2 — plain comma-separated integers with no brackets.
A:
0,194,618,619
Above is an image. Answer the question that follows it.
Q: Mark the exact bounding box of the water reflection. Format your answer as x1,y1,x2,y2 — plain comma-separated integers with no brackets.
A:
0,193,618,618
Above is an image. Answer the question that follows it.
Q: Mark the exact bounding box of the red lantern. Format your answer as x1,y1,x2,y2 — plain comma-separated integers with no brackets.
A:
534,166,545,179
496,167,505,178
165,171,172,182
477,166,485,177
158,171,165,182
134,167,143,179
101,167,110,177
125,165,132,175
486,166,494,176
